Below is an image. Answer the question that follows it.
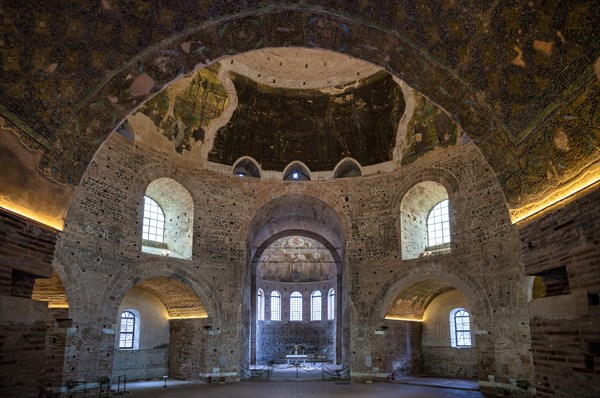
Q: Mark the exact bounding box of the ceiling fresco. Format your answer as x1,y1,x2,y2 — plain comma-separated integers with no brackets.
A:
208,70,404,171
402,96,459,166
132,64,228,154
0,1,598,218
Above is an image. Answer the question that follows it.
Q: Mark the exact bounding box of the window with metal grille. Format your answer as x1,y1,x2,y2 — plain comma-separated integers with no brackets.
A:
270,291,281,321
450,308,472,348
290,291,302,321
311,290,322,321
427,199,450,247
142,196,165,242
328,288,335,320
119,311,136,349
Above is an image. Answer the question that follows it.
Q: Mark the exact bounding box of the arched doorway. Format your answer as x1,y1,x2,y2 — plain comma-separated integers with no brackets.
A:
254,234,338,365
243,194,349,378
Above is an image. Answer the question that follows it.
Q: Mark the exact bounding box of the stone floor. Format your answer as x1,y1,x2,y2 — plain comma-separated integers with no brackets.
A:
114,378,485,398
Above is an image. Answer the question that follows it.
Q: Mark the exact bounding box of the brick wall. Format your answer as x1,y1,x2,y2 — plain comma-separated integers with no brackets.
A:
0,209,58,397
44,132,535,396
519,184,600,398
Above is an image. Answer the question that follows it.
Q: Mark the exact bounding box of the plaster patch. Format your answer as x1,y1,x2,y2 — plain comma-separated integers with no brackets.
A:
553,130,570,151
131,73,155,96
46,63,57,73
512,46,526,67
595,57,600,81
181,41,191,53
533,40,553,57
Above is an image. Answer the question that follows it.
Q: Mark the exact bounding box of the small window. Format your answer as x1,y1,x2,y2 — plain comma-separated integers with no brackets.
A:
290,291,302,321
142,196,165,243
257,288,265,321
427,199,450,247
119,310,140,350
311,291,322,321
450,308,472,348
328,288,335,320
271,291,281,321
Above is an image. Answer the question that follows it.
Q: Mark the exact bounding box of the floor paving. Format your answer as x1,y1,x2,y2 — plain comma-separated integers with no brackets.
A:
115,379,486,398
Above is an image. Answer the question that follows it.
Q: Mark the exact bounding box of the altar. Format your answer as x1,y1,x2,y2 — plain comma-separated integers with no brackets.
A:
285,354,308,364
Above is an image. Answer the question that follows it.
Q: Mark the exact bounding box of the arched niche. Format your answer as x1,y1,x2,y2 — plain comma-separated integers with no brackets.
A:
283,161,311,181
333,158,362,179
385,280,477,379
143,178,194,259
233,157,261,178
113,277,209,381
400,181,450,260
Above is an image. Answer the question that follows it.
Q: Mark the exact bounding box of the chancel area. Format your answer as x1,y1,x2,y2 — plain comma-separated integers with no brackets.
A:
1,2,599,398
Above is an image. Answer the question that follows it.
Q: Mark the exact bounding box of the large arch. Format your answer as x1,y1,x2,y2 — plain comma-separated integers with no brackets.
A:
37,6,507,188
243,193,350,369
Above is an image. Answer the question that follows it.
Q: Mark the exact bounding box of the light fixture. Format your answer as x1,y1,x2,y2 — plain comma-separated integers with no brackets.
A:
162,249,170,257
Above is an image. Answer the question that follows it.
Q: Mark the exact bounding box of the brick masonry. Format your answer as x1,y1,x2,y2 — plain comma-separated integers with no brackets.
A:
36,131,536,396
0,209,58,397
519,184,600,398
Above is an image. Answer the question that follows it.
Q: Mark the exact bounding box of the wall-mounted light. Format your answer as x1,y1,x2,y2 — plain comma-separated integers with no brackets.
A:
162,249,170,257
384,315,423,322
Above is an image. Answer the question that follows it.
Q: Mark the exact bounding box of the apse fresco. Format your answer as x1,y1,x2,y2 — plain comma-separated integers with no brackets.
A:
209,70,404,171
402,96,459,165
133,64,228,154
258,236,336,283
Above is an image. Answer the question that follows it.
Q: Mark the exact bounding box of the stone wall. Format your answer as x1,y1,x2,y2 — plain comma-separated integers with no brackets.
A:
257,320,335,364
519,184,600,398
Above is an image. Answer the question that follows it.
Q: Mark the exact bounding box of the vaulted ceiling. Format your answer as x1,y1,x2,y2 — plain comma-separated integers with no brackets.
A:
1,1,599,227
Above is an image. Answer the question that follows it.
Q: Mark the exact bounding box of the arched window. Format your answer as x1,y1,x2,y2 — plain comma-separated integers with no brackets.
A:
290,291,303,321
270,291,281,321
142,196,165,243
328,288,335,320
400,181,450,259
450,308,472,348
311,291,322,321
142,178,194,259
257,288,265,321
118,310,140,350
427,199,450,247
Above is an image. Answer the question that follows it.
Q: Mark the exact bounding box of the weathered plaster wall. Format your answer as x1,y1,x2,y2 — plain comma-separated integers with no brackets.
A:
421,289,477,378
518,183,600,398
113,286,170,381
48,130,534,396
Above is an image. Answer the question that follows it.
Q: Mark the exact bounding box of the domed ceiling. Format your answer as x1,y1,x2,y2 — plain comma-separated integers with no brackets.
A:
126,48,456,174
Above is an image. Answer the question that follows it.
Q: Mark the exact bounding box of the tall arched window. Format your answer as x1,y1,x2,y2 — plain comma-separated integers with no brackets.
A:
270,291,281,321
328,288,335,320
427,199,450,247
257,288,265,321
142,196,165,243
311,291,322,321
450,308,472,348
290,291,303,321
118,310,140,350
142,178,194,259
